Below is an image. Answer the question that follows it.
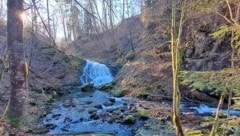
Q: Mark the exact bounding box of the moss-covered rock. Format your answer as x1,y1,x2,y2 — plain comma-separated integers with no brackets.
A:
81,83,94,92
135,121,175,136
185,130,204,136
110,89,124,97
137,108,149,119
123,115,135,124
98,83,114,91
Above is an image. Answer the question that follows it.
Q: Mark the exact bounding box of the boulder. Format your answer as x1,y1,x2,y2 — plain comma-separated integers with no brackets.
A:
98,83,114,91
123,115,135,124
81,83,94,91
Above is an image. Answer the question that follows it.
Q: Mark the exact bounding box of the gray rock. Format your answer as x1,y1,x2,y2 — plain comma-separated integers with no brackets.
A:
81,83,94,91
103,101,114,107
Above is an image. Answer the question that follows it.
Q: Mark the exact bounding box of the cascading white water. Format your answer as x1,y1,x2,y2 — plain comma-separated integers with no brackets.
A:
81,60,113,87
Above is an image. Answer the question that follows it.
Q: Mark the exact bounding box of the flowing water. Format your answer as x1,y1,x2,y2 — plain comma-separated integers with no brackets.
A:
41,60,240,136
81,60,113,87
42,60,146,136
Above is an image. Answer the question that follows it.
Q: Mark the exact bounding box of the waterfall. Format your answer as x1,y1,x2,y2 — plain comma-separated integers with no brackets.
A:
81,60,113,87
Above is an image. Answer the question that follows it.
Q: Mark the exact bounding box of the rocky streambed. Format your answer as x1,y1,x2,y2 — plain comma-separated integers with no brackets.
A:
40,89,175,136
38,60,240,136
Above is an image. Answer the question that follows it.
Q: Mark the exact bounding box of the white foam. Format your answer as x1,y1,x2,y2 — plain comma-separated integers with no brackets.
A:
81,60,113,87
190,104,240,115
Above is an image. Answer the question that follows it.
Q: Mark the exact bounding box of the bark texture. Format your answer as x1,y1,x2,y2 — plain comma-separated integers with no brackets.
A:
6,0,27,128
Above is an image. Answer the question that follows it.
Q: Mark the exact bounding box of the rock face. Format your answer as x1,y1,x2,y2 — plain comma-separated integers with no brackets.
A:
183,26,231,71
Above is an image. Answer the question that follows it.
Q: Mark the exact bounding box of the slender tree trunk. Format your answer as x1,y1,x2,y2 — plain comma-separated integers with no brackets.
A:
122,0,125,20
60,4,67,41
46,0,51,37
171,0,184,135
5,0,28,128
210,93,225,136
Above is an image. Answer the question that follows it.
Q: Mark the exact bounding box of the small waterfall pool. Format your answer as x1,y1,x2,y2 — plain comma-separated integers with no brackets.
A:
42,60,147,136
81,60,114,87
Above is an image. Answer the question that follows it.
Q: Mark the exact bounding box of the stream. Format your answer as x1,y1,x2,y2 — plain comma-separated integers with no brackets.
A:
41,60,240,136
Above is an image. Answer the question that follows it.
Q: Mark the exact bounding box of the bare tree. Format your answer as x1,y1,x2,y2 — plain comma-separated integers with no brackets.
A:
5,0,28,128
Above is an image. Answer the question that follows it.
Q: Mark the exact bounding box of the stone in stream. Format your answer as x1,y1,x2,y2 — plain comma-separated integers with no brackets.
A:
94,104,103,109
90,112,100,120
85,101,93,105
64,117,73,123
109,98,116,103
45,124,57,130
103,101,114,107
98,83,114,91
81,83,94,91
88,109,97,114
63,100,76,108
123,115,136,124
52,114,61,119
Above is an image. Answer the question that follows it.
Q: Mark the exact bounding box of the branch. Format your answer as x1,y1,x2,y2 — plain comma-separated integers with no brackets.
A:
31,0,56,46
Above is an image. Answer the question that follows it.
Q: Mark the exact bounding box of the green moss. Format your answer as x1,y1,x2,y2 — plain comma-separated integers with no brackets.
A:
137,108,148,117
31,88,43,94
69,56,85,69
41,47,56,55
185,130,204,136
179,69,240,94
110,89,123,97
4,115,22,128
123,115,135,124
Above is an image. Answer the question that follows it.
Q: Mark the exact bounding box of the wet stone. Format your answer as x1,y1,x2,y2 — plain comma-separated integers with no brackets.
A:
63,100,76,108
52,114,61,119
94,104,103,109
88,109,97,114
103,101,114,107
46,124,57,130
64,117,73,123
61,127,69,132
109,98,116,103
90,112,99,120
85,101,93,105
72,118,84,124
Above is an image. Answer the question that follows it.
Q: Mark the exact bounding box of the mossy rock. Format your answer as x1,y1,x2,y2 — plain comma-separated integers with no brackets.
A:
31,88,43,94
98,83,114,91
135,121,175,136
81,83,94,92
110,89,123,97
185,130,204,136
69,56,86,69
41,47,56,55
137,108,149,119
123,115,135,124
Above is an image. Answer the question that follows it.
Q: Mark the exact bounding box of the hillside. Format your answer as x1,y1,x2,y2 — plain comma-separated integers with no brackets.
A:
65,0,233,103
0,22,86,131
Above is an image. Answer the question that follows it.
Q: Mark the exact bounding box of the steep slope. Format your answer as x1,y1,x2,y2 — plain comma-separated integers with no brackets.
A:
0,22,85,130
66,0,234,103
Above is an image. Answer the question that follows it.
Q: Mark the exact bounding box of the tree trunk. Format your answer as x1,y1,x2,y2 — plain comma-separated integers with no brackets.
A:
5,0,28,128
171,0,184,135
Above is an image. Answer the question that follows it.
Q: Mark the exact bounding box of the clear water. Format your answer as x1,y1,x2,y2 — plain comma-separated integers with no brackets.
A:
81,60,113,87
43,90,133,136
